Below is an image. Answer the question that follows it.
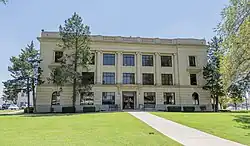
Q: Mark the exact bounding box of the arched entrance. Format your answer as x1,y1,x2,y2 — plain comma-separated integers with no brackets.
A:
192,92,199,105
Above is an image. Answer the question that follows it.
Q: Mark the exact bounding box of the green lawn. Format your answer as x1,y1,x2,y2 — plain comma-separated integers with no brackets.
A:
152,112,250,145
0,113,181,146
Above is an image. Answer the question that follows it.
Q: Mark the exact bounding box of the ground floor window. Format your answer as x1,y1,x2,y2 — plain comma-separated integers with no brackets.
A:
102,92,115,105
80,92,94,105
144,92,156,107
192,92,199,105
164,92,175,105
51,91,60,105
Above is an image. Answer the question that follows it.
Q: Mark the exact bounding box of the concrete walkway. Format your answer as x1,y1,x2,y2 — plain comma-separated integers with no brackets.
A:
0,110,24,115
129,112,245,146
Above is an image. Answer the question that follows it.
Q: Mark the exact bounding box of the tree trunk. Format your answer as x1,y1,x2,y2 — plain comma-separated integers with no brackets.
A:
27,78,30,113
215,95,219,112
234,102,237,110
245,96,248,110
32,78,36,113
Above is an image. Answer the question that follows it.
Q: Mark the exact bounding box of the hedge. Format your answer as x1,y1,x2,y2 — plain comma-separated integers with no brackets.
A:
183,106,195,112
83,107,95,113
62,106,76,113
24,107,34,113
167,106,181,112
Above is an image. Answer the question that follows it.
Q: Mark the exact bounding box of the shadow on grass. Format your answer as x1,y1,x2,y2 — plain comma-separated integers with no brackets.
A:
233,115,250,136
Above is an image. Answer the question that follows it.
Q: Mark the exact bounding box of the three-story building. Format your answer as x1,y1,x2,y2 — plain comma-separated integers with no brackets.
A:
36,30,212,112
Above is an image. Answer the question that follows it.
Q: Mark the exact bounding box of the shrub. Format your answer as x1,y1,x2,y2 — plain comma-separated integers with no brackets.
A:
83,106,95,113
219,109,231,112
183,106,195,112
167,106,181,112
62,106,76,113
24,107,34,113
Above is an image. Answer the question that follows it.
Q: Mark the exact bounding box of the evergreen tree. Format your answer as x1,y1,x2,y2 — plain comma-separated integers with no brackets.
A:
1,80,21,103
203,36,224,112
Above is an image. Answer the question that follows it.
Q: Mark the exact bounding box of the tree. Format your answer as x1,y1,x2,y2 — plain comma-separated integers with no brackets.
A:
1,80,21,103
217,0,250,92
8,41,43,112
218,96,230,110
48,12,92,112
227,83,244,110
0,0,7,4
203,36,224,112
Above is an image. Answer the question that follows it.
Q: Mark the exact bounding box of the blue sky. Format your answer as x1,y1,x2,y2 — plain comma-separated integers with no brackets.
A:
0,0,228,98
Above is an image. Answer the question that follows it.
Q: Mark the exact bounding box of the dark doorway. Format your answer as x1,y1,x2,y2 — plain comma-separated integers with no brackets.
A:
122,92,136,109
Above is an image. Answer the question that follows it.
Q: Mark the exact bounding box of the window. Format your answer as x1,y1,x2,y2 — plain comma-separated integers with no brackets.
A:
123,54,135,66
103,54,115,65
54,51,63,63
102,92,115,105
82,72,94,84
190,74,197,85
161,74,173,85
189,56,196,67
164,92,175,105
142,73,154,85
103,72,115,84
123,73,135,84
142,55,153,66
192,92,199,105
89,53,95,65
51,91,60,105
144,92,156,107
80,92,94,105
161,56,172,67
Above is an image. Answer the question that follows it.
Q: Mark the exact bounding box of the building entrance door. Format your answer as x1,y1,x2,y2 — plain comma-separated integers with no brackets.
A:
122,92,136,110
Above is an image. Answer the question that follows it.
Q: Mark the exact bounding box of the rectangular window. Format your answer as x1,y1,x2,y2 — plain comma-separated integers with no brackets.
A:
80,92,94,105
144,92,156,108
161,56,172,67
161,74,173,85
123,54,135,66
82,72,94,84
142,55,153,66
142,73,154,85
189,56,196,67
103,72,115,84
123,73,135,84
89,53,95,65
164,92,175,105
103,54,115,65
54,51,63,63
190,74,197,85
102,92,115,105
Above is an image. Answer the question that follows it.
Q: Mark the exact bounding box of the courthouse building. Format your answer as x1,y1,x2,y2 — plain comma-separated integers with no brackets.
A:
36,31,212,112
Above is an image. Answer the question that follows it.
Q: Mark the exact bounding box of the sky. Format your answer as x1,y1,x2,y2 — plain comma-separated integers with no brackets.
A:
0,0,229,99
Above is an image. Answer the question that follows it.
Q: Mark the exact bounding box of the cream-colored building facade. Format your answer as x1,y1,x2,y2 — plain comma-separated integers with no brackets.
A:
36,31,212,113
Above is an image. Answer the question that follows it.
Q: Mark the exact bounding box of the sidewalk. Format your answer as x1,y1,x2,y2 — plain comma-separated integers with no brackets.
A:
0,110,24,115
129,112,245,146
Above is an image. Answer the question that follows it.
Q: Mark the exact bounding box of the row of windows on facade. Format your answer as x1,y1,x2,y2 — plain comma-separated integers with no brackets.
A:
51,92,200,106
75,72,197,85
55,51,197,67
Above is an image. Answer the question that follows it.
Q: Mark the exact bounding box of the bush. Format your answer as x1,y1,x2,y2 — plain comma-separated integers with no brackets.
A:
219,109,231,112
83,106,95,113
183,106,195,112
62,106,76,113
24,107,34,113
167,106,181,112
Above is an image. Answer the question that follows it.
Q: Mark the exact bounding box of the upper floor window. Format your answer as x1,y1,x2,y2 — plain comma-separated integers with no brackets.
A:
80,92,94,105
190,74,197,85
142,73,154,85
102,92,115,105
103,54,115,65
142,55,153,66
123,54,135,66
82,72,94,84
164,92,175,105
189,56,196,67
54,51,63,63
89,53,95,65
161,74,173,85
103,72,115,84
123,73,135,84
161,56,172,67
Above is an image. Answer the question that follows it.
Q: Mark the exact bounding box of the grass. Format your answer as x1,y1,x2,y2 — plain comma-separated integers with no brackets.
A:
152,112,250,145
0,112,181,146
0,110,18,113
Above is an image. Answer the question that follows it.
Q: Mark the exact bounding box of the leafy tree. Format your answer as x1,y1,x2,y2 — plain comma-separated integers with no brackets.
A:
48,12,92,111
1,80,21,103
227,83,244,110
203,36,224,112
0,0,7,4
217,0,250,92
8,41,43,112
218,96,230,110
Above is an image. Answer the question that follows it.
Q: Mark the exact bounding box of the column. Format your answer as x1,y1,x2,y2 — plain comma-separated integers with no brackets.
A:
155,52,161,85
173,53,179,85
96,51,102,84
116,52,122,84
136,52,141,84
